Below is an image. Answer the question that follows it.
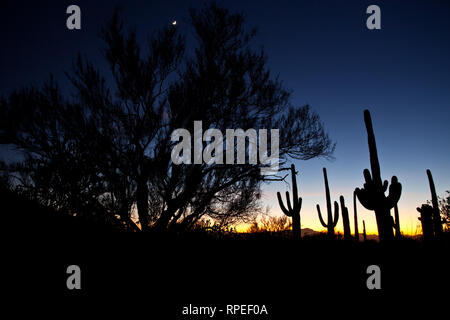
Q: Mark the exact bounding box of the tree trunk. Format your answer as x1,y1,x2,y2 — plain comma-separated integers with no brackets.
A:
136,177,149,231
154,203,178,231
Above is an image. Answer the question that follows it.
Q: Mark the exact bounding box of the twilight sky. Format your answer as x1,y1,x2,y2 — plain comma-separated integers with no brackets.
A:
1,0,449,234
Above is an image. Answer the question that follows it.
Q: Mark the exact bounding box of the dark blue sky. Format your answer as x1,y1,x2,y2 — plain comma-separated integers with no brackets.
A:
1,0,449,233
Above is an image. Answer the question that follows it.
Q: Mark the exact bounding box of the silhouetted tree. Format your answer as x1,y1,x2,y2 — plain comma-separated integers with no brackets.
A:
426,190,450,232
0,3,334,232
0,81,121,227
439,191,450,230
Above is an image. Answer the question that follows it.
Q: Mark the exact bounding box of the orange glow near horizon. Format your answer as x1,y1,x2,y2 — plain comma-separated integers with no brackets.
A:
231,188,427,236
233,219,420,236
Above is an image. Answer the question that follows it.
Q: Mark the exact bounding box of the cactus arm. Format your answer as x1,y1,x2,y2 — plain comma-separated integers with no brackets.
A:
333,200,339,226
364,109,382,186
355,188,376,211
277,192,292,217
285,191,293,212
387,176,402,209
339,196,345,211
382,180,388,192
297,197,303,212
317,204,328,228
362,169,373,187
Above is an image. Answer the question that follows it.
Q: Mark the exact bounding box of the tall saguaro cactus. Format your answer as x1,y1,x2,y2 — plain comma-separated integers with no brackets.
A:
426,169,443,237
317,168,339,239
277,164,302,239
355,110,402,242
353,190,359,242
363,220,367,241
340,196,352,241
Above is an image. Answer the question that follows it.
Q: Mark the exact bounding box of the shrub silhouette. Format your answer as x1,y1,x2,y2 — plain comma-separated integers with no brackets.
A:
0,182,120,234
247,216,291,234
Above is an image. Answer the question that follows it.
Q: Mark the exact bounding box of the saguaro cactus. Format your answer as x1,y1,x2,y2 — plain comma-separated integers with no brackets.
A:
417,204,433,242
353,190,359,242
363,220,367,241
277,164,302,239
317,168,339,239
392,203,401,238
426,169,443,237
355,110,402,242
340,196,352,241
